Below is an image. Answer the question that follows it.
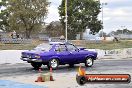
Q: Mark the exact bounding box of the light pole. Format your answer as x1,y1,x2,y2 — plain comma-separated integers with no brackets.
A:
65,0,68,42
101,3,107,37
121,26,125,35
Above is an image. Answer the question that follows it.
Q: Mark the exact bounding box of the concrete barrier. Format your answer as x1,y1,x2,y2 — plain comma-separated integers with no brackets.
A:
85,48,132,59
0,48,132,64
103,48,132,59
0,50,27,64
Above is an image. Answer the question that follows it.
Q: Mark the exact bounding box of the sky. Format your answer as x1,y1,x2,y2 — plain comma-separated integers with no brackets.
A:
45,0,132,33
0,0,131,33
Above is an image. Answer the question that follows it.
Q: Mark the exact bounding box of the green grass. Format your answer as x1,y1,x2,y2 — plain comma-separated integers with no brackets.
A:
0,40,132,50
85,40,132,50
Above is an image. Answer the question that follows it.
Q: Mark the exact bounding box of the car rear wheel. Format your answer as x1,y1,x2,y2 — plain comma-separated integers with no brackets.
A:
31,62,42,69
85,57,94,67
47,59,59,70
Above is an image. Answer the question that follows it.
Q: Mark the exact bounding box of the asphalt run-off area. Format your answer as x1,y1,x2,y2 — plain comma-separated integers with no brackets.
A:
0,59,132,88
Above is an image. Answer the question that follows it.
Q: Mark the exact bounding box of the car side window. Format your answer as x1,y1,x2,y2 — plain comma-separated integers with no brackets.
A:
55,44,66,52
66,44,77,51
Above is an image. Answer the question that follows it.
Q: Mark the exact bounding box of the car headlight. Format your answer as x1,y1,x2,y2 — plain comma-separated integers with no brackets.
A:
35,55,40,58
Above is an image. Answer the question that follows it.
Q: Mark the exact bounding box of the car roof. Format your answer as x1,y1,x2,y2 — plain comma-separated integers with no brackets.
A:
49,42,72,45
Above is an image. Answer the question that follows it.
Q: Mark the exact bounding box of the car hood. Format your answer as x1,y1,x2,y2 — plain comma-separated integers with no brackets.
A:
88,51,98,57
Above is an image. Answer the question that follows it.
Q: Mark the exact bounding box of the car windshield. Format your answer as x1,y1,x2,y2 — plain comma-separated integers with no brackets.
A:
66,44,78,51
34,43,52,51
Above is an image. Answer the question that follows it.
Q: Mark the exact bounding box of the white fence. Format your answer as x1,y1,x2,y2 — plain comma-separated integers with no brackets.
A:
39,35,49,41
0,38,32,44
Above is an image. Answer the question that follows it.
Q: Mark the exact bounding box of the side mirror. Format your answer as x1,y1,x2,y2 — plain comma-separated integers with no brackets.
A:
75,49,79,52
55,48,61,52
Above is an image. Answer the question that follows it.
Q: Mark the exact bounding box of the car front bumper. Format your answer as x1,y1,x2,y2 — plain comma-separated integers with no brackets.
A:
20,58,42,62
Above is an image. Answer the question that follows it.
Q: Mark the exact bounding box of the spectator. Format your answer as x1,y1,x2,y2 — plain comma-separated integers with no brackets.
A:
11,30,16,39
16,34,20,39
113,37,119,42
60,35,65,40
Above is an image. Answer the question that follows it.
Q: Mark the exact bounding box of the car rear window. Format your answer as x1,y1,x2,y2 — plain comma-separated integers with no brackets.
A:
34,43,52,51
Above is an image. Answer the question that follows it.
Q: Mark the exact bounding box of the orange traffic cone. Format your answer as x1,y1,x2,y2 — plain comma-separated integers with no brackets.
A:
35,76,44,82
38,67,42,73
50,67,54,81
35,68,44,82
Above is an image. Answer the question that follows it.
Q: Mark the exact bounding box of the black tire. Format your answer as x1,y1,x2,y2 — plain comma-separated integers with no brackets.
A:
85,57,94,67
69,64,74,68
47,59,59,70
31,62,42,69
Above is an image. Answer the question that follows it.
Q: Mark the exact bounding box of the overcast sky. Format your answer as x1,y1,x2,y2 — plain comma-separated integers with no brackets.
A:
45,0,132,33
0,0,131,33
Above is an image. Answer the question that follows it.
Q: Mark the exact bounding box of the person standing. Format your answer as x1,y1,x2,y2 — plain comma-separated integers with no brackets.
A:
11,30,16,39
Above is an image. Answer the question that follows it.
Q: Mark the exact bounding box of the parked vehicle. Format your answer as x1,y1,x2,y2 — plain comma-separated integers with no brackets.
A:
21,42,98,69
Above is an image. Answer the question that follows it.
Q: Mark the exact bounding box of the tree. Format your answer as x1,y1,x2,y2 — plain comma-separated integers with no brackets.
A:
110,29,132,35
58,0,102,40
46,21,64,37
7,0,49,38
0,0,10,32
122,29,132,34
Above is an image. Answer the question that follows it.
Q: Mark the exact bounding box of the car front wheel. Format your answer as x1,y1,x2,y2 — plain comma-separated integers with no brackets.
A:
69,64,74,68
31,62,42,69
85,57,94,67
47,59,59,70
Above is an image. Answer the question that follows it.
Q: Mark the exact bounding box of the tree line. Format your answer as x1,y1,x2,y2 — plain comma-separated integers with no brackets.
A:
0,0,102,39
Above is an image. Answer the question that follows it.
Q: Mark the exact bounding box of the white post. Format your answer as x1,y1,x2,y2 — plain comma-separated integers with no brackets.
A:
121,26,125,36
65,0,68,42
101,4,104,37
101,3,107,38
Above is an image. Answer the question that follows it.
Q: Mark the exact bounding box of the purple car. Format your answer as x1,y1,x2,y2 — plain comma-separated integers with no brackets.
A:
21,42,97,69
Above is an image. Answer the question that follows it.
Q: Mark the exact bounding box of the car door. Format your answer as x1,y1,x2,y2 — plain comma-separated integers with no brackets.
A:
66,44,82,63
54,44,71,64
